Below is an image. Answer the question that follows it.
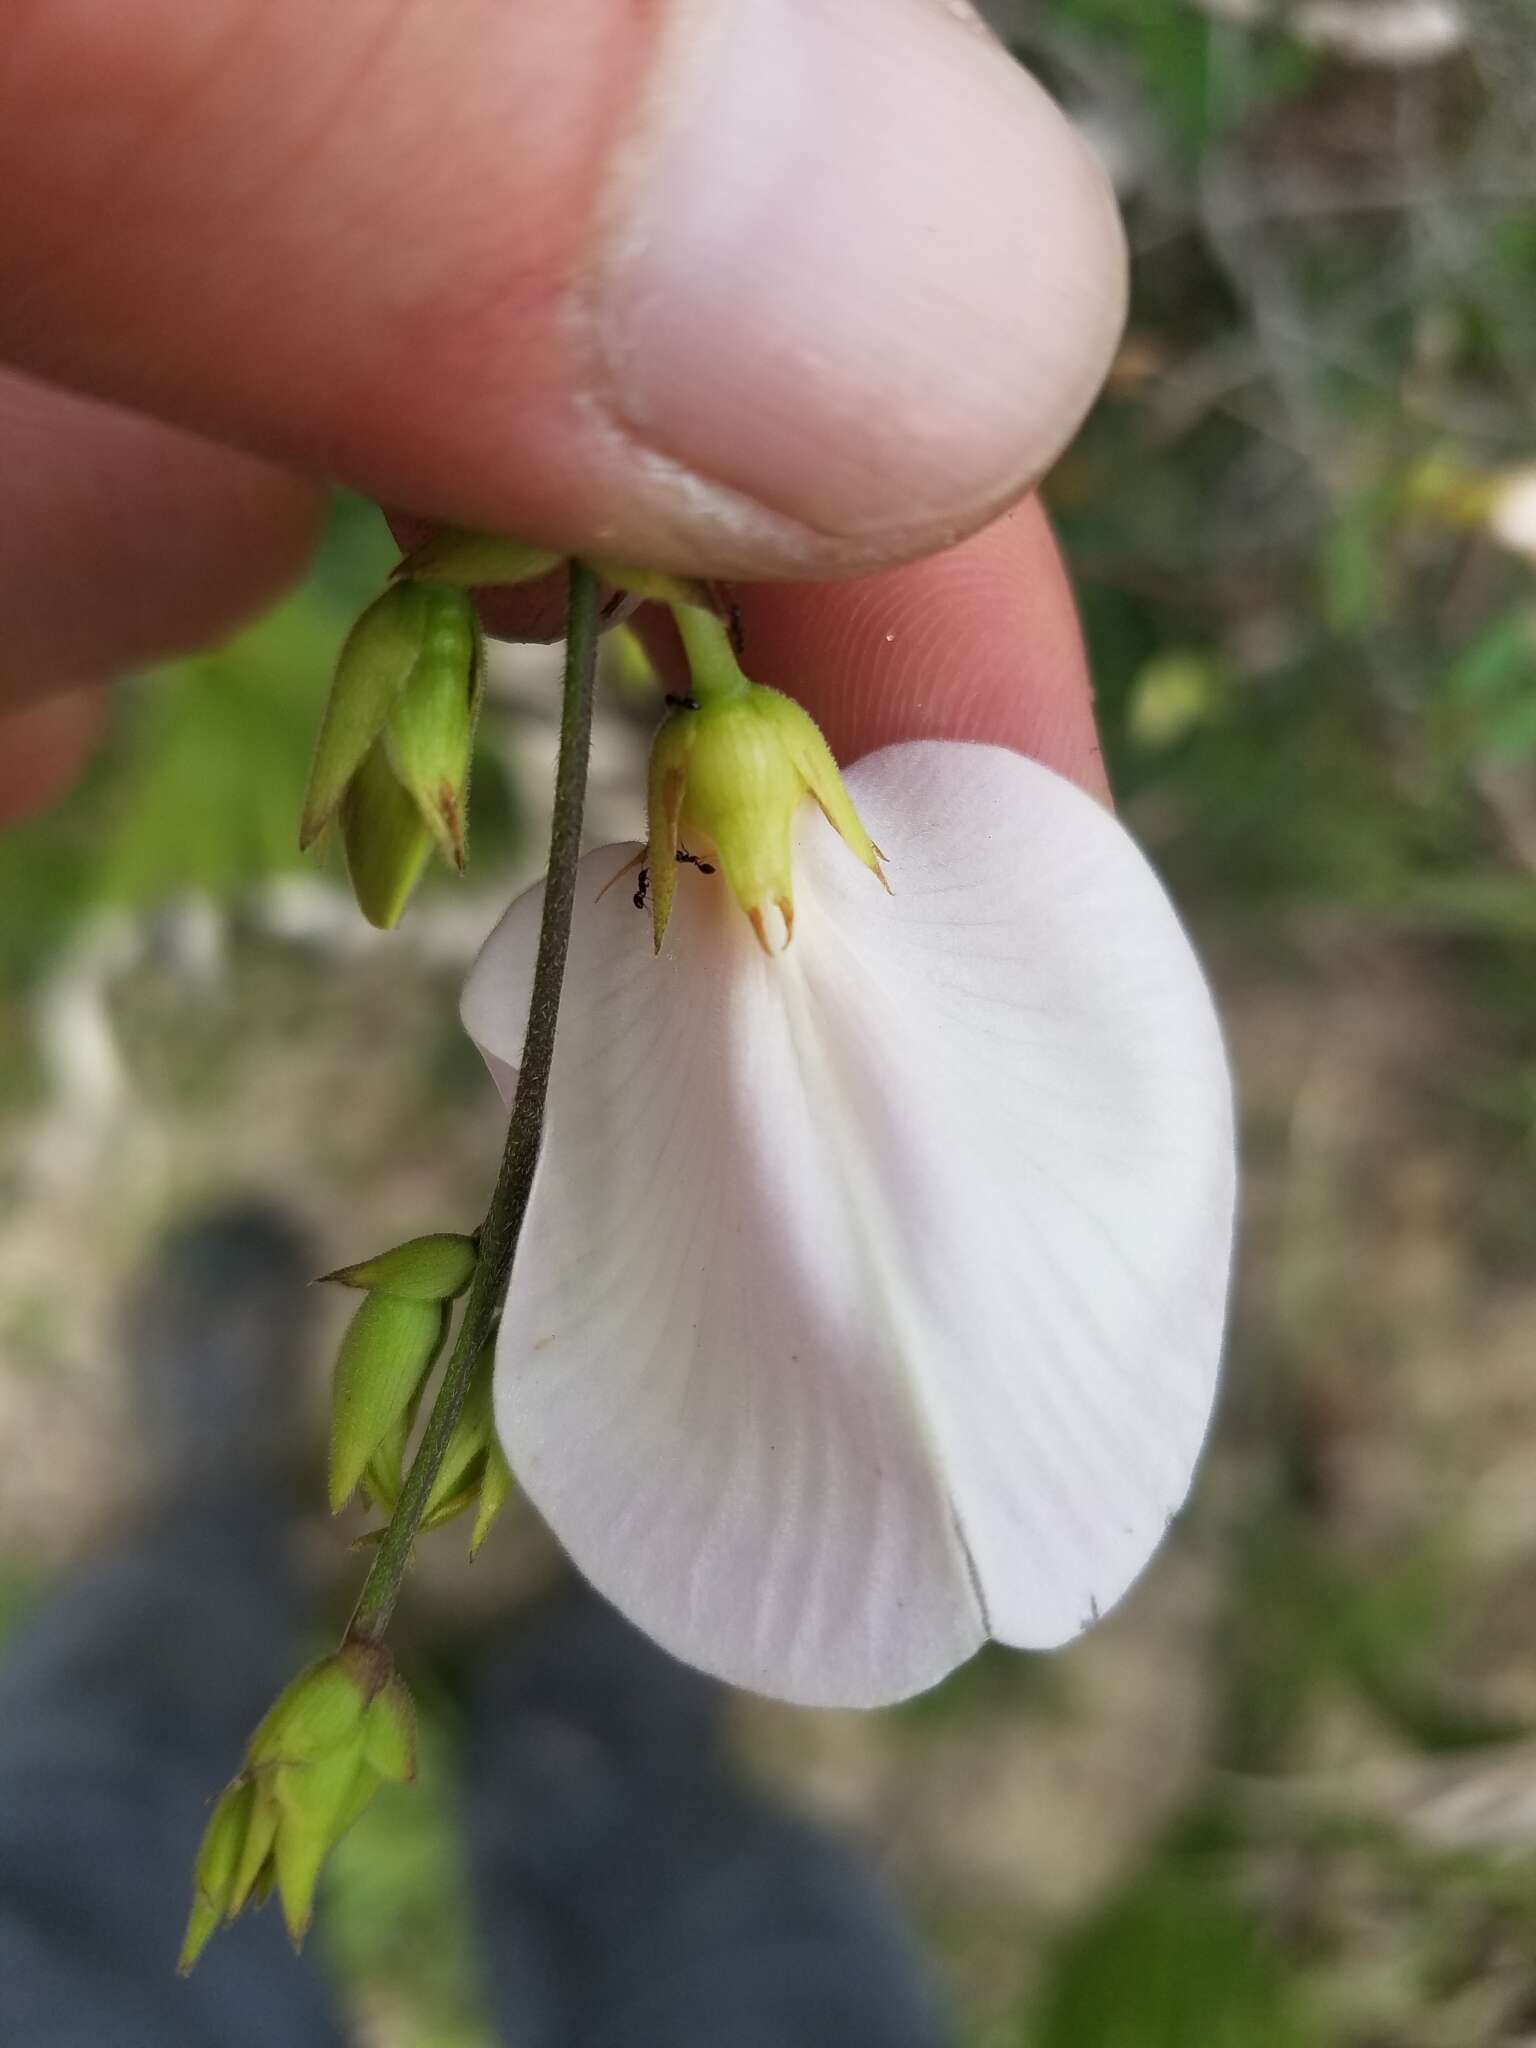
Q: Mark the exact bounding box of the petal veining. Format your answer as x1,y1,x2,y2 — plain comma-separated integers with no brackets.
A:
462,741,1235,1705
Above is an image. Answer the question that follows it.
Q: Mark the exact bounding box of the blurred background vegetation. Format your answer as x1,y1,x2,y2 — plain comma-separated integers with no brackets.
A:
1,1,1534,2042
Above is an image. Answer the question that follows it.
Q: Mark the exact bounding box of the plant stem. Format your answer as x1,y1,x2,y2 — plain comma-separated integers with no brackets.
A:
669,599,749,704
348,561,602,1645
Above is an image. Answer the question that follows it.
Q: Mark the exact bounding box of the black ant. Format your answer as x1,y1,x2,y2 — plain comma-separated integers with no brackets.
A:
632,847,716,912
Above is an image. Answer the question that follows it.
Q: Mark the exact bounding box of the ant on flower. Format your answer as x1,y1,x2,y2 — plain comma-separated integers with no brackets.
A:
633,848,716,912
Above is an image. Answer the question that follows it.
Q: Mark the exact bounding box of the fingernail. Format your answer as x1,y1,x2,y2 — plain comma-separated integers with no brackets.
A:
593,0,1127,541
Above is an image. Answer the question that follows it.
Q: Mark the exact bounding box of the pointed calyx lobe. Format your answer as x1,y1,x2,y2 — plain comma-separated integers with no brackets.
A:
646,601,884,955
463,741,1235,1708
300,577,485,929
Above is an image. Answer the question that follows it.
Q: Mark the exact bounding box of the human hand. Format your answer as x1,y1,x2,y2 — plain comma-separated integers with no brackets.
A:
0,0,1124,821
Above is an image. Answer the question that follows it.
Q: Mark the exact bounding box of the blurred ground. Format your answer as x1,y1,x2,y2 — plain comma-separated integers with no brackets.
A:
2,3,1534,2043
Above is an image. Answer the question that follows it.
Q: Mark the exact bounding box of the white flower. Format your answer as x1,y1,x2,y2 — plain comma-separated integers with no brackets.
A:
463,739,1235,1707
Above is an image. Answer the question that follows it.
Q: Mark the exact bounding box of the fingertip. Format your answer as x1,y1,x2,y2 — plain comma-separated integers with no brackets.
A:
0,372,324,702
592,0,1128,564
1,0,1124,581
732,499,1110,801
0,685,107,827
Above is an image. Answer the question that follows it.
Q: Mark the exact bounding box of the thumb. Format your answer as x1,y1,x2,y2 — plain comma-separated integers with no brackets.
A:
3,0,1125,579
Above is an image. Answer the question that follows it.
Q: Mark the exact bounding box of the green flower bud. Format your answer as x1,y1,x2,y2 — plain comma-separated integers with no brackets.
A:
271,1747,368,1946
227,1775,282,1917
248,1654,372,1768
421,1341,495,1525
322,1232,478,1301
647,611,886,954
178,1777,252,1973
418,1479,485,1534
340,737,434,931
329,1293,448,1513
393,530,715,617
587,561,709,608
602,621,660,706
381,599,484,871
395,528,562,588
262,1644,406,1943
183,1648,413,1964
302,578,484,927
300,580,457,848
179,1881,223,1976
470,1438,514,1559
361,1404,412,1515
362,1674,417,1785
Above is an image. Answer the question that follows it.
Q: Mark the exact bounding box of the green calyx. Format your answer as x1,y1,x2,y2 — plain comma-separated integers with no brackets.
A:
327,1292,448,1514
321,1241,510,1546
646,603,886,954
321,1232,478,1302
394,528,561,588
393,524,714,614
414,1339,513,1555
301,579,485,929
180,1647,417,1968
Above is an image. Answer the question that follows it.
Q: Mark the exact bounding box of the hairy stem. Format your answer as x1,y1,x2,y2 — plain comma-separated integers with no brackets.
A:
348,562,601,1644
669,598,750,704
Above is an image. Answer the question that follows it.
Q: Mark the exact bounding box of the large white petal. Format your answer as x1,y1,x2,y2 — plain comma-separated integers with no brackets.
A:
463,741,1235,1707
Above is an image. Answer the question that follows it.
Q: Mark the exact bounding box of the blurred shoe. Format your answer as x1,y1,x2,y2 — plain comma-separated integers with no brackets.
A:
461,1584,953,2048
122,1202,314,1492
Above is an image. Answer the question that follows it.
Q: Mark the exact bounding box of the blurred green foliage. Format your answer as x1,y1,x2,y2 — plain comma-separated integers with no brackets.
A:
322,1704,493,2048
0,497,520,991
1016,1,1536,954
1003,9,1536,2035
0,498,390,986
1029,1866,1314,2048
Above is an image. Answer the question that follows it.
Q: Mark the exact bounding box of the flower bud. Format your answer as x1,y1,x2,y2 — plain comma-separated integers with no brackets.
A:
361,1406,411,1515
362,1673,417,1785
389,528,714,617
603,621,661,706
395,528,562,588
398,1341,513,1553
647,682,886,954
322,1232,478,1301
328,1293,448,1513
470,1439,514,1559
420,1340,495,1527
380,598,484,871
340,736,434,931
270,1747,368,1945
178,1777,253,1973
301,580,454,848
182,1647,413,1963
227,1775,282,1914
587,561,710,608
302,578,484,927
248,1651,372,1767
178,1769,284,1974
